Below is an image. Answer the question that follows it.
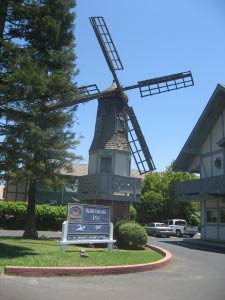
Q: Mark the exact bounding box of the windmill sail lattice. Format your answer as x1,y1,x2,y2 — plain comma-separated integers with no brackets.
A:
46,16,194,174
90,17,124,72
122,107,156,174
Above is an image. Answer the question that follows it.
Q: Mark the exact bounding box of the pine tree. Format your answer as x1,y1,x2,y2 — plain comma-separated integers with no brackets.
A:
0,0,80,238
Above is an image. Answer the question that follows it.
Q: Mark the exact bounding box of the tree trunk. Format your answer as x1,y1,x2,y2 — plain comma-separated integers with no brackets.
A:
23,178,38,238
0,0,9,40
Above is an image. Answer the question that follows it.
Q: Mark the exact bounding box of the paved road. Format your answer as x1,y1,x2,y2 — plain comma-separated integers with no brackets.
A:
0,237,224,300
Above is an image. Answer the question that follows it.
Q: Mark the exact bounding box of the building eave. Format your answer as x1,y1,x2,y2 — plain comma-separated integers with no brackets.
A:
173,84,225,172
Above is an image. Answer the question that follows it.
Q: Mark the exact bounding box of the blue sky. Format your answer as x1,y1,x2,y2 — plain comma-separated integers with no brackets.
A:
73,0,225,172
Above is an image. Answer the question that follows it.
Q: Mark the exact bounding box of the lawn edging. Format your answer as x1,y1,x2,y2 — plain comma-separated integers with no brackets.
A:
4,245,172,277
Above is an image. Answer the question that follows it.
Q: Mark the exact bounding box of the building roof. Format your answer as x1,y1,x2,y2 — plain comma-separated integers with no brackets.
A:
173,84,225,172
60,163,146,179
59,163,88,177
89,88,130,153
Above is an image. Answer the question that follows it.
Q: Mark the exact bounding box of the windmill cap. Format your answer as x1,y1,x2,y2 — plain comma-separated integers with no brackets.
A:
99,83,128,102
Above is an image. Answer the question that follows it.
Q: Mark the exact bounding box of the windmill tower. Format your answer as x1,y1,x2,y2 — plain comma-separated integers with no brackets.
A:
48,17,194,220
88,84,131,177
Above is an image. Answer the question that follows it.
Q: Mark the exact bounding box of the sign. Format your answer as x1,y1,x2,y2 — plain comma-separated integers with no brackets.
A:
67,204,111,241
68,223,110,234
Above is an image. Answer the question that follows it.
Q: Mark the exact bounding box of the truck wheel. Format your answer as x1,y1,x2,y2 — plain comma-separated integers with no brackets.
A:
176,229,182,237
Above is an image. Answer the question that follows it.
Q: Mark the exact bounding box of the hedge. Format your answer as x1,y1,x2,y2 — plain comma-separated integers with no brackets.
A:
116,222,148,250
0,202,66,230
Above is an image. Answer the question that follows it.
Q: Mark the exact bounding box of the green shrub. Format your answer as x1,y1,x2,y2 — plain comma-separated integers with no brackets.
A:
35,204,66,230
113,219,127,240
0,202,27,229
187,214,200,226
0,202,66,230
129,204,137,221
117,222,147,250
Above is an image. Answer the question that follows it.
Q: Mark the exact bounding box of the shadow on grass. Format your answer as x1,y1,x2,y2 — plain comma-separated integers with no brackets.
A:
0,236,59,247
0,242,36,259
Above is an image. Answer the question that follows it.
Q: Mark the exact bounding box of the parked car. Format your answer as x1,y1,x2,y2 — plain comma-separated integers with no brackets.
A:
144,223,174,237
164,219,199,237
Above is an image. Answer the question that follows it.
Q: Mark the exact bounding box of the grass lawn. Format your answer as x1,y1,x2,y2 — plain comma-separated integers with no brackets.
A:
0,237,163,274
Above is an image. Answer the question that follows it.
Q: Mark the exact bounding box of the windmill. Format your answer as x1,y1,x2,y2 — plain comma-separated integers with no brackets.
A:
48,17,194,219
49,16,194,175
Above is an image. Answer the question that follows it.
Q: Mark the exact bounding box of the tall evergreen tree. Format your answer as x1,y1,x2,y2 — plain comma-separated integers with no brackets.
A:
0,0,80,238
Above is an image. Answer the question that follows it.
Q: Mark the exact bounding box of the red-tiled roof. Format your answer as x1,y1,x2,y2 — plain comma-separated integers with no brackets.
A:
60,163,146,179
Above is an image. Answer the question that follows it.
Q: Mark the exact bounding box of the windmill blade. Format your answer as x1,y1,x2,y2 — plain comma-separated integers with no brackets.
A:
138,71,194,97
78,84,100,98
90,16,123,88
45,84,101,111
122,105,156,174
123,71,194,97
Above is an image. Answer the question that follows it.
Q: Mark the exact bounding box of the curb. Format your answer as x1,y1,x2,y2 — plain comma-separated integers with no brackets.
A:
4,245,172,277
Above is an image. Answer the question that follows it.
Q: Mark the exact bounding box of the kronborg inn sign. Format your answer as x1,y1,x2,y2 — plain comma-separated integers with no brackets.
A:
59,204,116,252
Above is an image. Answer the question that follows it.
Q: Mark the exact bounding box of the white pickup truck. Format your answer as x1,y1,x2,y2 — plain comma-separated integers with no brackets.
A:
164,219,198,237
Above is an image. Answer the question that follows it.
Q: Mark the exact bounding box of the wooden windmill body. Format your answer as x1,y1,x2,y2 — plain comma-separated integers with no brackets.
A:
48,17,194,220
89,84,130,177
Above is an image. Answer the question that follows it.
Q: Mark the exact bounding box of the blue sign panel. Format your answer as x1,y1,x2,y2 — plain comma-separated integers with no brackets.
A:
68,223,110,234
67,234,110,241
83,206,110,223
67,204,110,223
66,204,111,241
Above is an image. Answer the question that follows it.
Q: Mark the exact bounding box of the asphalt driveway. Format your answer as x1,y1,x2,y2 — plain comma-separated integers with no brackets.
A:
0,236,224,300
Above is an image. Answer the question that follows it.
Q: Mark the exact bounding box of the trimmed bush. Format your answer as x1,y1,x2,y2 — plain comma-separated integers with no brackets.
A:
130,204,137,221
117,222,147,250
0,202,66,230
113,219,127,240
36,204,66,230
0,201,27,229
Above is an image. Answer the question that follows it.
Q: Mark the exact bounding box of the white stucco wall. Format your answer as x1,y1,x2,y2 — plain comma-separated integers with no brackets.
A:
211,116,222,151
88,150,130,176
204,226,218,239
201,134,211,154
219,227,225,240
201,197,225,241
200,110,225,178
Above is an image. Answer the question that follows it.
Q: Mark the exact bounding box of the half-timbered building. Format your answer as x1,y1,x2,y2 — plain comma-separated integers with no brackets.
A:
173,84,225,241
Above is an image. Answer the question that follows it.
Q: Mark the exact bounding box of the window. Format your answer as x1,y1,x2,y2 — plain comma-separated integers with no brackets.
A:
100,157,112,173
175,220,186,226
115,115,125,131
220,210,225,223
206,210,217,223
214,157,222,168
